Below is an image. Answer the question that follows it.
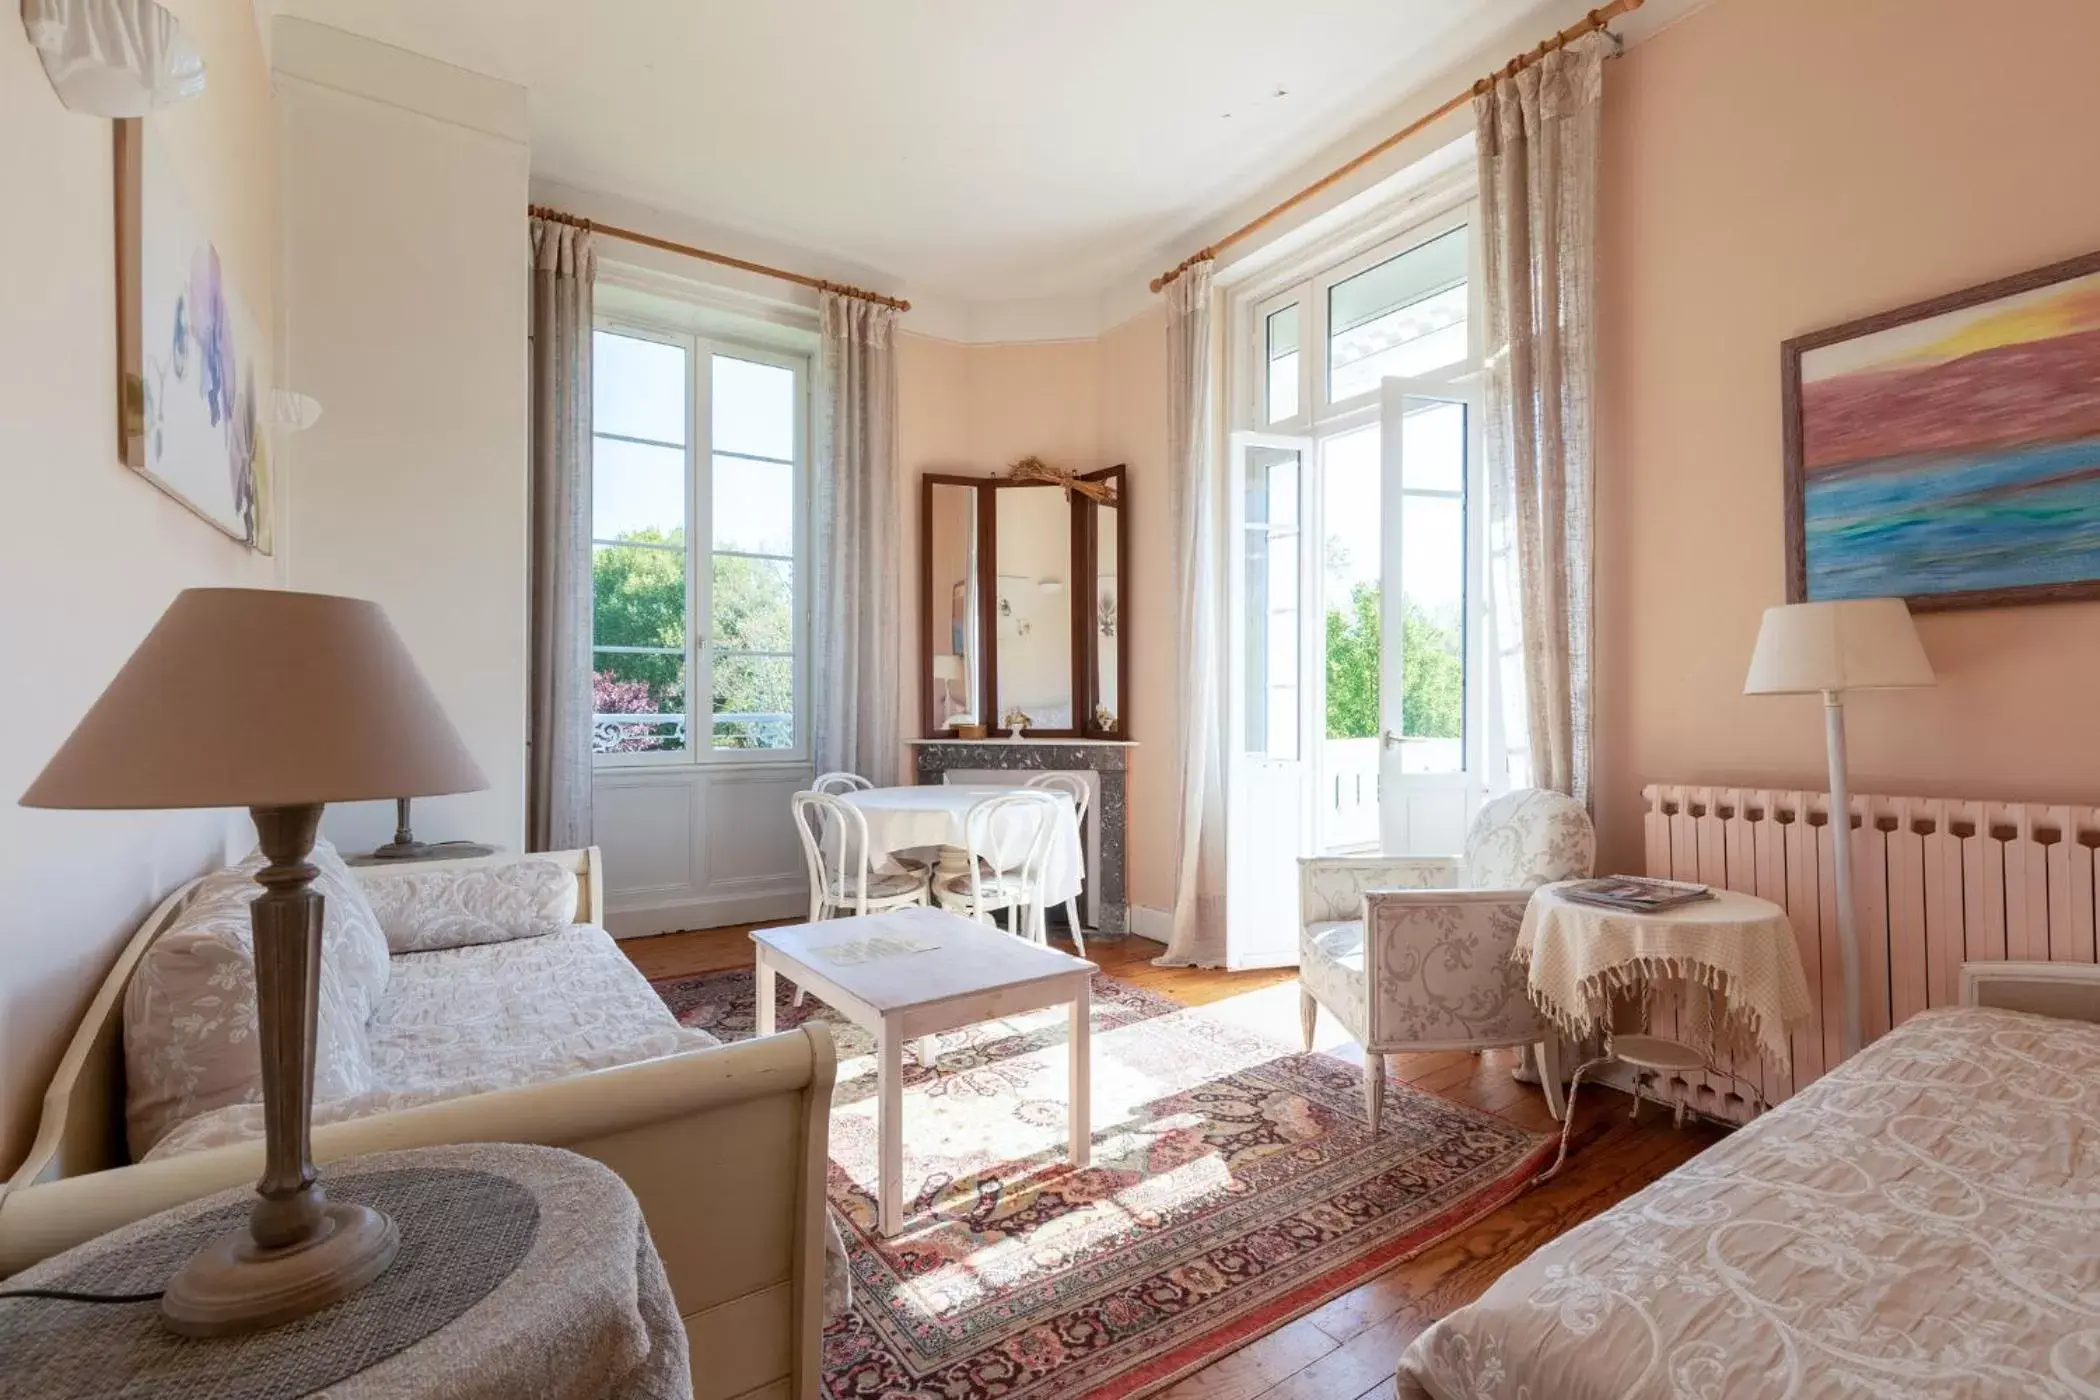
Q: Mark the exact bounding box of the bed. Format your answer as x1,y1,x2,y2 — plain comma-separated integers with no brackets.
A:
1396,962,2100,1398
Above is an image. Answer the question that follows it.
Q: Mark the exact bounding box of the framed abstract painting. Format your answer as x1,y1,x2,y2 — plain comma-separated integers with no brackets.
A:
1783,250,2100,610
115,118,273,553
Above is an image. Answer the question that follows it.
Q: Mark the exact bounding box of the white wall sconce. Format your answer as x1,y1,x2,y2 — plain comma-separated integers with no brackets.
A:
22,0,207,117
272,390,324,433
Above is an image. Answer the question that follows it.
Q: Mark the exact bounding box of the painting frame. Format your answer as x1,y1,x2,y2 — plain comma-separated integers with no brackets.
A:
1782,248,2100,612
115,117,274,554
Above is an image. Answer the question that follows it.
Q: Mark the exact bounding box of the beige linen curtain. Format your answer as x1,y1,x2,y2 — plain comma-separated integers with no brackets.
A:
527,217,597,851
1476,32,1607,805
1156,260,1230,967
812,291,901,780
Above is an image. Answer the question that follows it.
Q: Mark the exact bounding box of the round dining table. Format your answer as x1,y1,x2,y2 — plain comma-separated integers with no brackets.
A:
840,784,1084,904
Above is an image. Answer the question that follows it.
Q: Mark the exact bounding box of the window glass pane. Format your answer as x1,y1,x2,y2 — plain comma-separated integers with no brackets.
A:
712,554,793,653
1320,426,1381,744
1400,399,1466,492
1266,304,1300,423
1244,445,1300,760
712,456,794,555
591,650,687,755
593,332,687,444
712,355,795,460
593,439,686,543
713,651,793,750
1398,493,1464,773
1328,226,1469,401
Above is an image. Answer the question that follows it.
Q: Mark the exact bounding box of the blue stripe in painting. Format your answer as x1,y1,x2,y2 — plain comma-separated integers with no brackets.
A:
1804,436,2100,598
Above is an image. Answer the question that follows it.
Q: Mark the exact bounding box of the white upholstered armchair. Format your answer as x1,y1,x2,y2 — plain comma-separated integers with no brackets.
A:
1297,789,1596,1130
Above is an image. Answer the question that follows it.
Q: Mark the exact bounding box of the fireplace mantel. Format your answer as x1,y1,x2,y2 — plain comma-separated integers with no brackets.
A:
908,739,1135,935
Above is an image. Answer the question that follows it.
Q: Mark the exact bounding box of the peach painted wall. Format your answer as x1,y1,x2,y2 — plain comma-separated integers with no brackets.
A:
1592,0,2100,872
895,326,1179,914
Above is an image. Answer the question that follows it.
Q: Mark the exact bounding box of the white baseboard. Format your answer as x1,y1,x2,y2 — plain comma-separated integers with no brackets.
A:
607,886,807,938
1127,905,1172,943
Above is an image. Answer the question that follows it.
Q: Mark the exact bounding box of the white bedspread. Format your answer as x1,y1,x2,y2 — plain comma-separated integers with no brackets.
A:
1397,1005,2100,1399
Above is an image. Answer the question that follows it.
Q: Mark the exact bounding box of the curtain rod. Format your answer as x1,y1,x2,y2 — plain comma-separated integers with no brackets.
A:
530,204,912,312
1149,0,1642,294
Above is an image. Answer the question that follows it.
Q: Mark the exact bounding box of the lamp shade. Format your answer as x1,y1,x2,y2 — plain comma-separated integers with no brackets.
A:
22,0,207,117
23,589,486,810
1743,598,1935,696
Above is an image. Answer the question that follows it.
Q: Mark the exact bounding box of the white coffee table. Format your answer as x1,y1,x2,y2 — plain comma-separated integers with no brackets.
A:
750,906,1094,1237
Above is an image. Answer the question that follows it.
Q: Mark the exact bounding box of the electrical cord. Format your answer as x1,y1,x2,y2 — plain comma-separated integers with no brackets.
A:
0,1286,164,1304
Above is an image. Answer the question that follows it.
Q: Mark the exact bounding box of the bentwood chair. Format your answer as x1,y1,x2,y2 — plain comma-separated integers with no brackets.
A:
1023,773,1089,955
810,771,873,796
788,789,931,1006
933,790,1061,944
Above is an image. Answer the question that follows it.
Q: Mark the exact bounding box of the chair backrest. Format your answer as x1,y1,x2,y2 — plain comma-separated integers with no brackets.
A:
1462,788,1596,890
811,771,873,796
790,790,874,912
959,790,1061,911
1023,772,1090,826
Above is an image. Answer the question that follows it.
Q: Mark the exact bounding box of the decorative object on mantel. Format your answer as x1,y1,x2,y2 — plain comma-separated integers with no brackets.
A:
354,797,497,866
1744,598,1934,1058
1092,705,1118,735
22,0,205,116
0,1143,691,1399
116,118,274,552
1003,706,1033,739
1783,249,2100,610
1003,454,1119,503
21,589,487,1336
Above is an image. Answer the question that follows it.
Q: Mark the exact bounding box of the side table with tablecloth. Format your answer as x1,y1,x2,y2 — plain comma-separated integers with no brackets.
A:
0,1143,690,1400
1516,883,1813,1147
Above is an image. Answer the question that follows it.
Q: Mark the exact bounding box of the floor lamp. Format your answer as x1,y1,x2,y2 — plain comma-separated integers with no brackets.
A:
22,588,486,1335
1744,598,1934,1059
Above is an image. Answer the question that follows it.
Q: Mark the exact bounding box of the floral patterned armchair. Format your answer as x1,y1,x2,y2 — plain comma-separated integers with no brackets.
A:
1297,789,1595,1131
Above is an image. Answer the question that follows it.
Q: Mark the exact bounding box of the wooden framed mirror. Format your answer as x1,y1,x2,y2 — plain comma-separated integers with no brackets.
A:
919,466,1127,741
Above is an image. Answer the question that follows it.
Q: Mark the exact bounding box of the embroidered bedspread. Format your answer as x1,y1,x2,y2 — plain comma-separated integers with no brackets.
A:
1395,1005,2100,1398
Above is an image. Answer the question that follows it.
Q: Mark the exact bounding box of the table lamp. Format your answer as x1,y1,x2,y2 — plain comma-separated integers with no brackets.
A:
1744,598,1933,1059
21,588,486,1335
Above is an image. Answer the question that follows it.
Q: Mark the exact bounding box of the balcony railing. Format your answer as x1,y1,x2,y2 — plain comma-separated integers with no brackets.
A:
592,711,792,754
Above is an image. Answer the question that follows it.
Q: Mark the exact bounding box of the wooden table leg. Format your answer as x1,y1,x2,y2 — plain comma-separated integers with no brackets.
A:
1068,981,1091,1168
754,957,776,1038
878,1022,905,1236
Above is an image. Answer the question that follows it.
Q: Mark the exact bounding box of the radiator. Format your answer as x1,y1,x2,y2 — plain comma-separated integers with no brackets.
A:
1641,783,2100,1116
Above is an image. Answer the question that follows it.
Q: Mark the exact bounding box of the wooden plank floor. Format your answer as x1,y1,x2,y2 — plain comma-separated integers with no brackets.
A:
626,924,1723,1400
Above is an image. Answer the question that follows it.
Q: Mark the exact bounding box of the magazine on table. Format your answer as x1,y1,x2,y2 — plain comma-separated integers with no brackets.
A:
1557,876,1715,913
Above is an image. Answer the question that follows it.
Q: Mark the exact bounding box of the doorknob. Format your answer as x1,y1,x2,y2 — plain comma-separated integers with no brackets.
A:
1381,729,1402,751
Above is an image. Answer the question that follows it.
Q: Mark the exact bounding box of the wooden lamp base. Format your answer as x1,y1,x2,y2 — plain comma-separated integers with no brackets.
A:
161,1200,399,1337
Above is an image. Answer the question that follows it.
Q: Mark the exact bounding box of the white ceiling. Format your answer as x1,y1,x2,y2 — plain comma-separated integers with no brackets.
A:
265,0,1572,304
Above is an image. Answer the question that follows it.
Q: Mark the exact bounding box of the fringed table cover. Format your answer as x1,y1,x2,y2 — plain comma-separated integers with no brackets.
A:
1515,883,1812,1067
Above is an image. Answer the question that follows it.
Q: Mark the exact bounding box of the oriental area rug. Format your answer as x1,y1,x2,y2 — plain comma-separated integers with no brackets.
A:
654,967,1549,1400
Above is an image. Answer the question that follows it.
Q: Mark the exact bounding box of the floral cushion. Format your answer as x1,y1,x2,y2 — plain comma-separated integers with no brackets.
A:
1460,789,1595,891
124,861,377,1157
357,859,578,953
311,838,390,1014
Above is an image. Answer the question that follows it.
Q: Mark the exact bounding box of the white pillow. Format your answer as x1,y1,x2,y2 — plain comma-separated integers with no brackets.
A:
124,863,377,1158
358,859,579,954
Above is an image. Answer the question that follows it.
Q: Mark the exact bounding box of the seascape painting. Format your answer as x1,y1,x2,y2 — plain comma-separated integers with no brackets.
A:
116,119,272,553
1784,252,2100,610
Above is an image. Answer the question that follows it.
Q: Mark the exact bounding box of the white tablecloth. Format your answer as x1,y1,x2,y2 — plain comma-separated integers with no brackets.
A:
1515,883,1812,1067
841,785,1083,903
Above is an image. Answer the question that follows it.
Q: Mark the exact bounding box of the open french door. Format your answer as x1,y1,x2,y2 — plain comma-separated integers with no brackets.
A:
1375,377,1489,857
1222,430,1314,968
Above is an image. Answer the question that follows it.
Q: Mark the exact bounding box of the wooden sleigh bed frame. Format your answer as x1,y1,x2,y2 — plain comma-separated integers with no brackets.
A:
0,848,835,1400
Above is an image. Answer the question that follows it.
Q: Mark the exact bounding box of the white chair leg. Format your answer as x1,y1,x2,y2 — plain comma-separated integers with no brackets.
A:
1363,1053,1385,1133
792,985,807,1009
1299,988,1318,1052
1537,1035,1568,1122
916,1035,938,1070
1062,898,1085,955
